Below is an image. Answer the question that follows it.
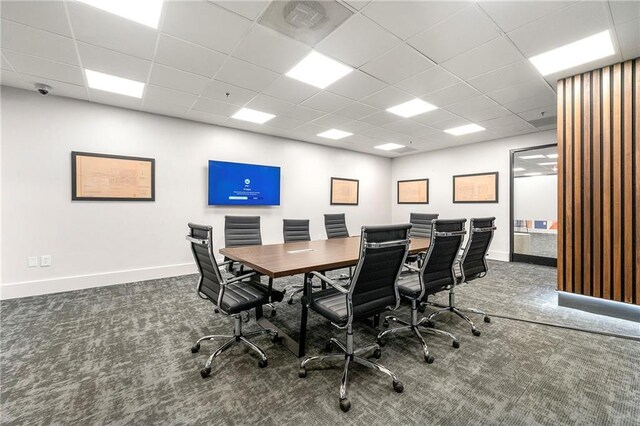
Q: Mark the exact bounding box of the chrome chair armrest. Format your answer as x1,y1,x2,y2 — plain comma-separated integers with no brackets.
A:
309,271,349,294
217,259,233,267
225,271,257,285
403,263,421,273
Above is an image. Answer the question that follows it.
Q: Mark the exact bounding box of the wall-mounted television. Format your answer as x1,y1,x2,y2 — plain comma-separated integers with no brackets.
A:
208,160,281,206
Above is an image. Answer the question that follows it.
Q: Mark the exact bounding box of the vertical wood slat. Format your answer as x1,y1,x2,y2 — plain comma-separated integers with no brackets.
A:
559,58,638,306
557,79,565,292
582,73,592,297
573,75,583,295
565,78,574,294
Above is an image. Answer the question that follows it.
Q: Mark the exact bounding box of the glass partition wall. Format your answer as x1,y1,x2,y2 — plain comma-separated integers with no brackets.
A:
510,144,558,267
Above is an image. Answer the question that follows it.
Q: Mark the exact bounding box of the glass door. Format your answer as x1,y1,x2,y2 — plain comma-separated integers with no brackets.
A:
510,144,558,267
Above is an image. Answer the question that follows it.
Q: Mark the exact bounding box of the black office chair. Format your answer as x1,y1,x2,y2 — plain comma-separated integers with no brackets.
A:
186,223,279,377
282,219,311,304
298,224,411,412
324,213,349,239
377,219,466,363
224,215,262,276
406,213,439,265
424,217,496,335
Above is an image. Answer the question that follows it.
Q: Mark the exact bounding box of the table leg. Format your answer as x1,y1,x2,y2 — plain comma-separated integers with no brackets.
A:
298,272,309,358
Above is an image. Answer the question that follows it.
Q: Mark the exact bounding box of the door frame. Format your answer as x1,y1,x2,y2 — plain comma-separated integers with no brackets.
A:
509,143,558,267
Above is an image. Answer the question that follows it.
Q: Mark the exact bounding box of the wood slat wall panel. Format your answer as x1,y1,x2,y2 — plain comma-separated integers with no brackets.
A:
558,58,639,306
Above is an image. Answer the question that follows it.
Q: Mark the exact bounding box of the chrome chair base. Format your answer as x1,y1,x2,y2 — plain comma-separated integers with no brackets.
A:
298,329,404,412
422,288,490,336
377,300,460,363
192,315,278,377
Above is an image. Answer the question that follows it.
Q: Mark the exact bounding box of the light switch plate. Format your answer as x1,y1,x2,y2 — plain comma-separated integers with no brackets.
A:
40,255,52,267
28,256,38,267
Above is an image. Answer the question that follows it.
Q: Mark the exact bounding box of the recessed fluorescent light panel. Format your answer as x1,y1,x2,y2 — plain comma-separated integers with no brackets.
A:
286,51,353,89
444,123,485,136
547,153,559,158
77,0,164,29
520,154,546,160
317,129,353,140
538,162,558,166
513,167,525,172
524,172,542,176
85,69,145,98
529,30,615,76
386,98,437,118
232,108,276,124
374,143,404,151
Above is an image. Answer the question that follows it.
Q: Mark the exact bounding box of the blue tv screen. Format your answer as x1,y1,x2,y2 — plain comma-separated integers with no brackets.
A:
208,160,281,206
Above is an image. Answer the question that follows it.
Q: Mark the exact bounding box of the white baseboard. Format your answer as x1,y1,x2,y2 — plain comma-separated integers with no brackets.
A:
0,263,197,300
487,250,510,262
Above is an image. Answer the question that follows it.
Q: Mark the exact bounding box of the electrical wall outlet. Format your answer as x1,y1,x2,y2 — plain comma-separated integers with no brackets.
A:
28,256,38,267
40,255,52,267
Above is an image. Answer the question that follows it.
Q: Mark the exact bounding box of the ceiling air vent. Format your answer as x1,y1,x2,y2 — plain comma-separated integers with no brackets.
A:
527,115,557,129
258,0,353,46
395,147,418,154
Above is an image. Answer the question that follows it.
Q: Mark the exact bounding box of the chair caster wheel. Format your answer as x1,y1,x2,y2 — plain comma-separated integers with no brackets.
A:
382,320,389,328
373,348,382,359
271,333,280,344
191,344,200,353
452,340,460,349
393,380,404,393
424,354,435,364
258,358,268,368
484,316,491,323
298,368,307,378
287,299,293,305
200,367,211,378
340,398,351,412
376,338,385,347
473,329,481,337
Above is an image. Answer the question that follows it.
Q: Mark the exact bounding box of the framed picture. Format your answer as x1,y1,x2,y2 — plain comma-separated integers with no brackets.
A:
453,172,498,203
330,177,359,205
397,179,429,204
72,151,155,201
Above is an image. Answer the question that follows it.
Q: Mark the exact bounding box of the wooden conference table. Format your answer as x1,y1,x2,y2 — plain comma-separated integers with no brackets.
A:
220,236,430,357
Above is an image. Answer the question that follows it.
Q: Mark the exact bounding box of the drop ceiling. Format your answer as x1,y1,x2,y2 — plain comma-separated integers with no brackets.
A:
1,0,638,158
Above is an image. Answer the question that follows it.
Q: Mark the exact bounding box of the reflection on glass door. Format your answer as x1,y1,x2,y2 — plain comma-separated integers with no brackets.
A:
510,144,558,267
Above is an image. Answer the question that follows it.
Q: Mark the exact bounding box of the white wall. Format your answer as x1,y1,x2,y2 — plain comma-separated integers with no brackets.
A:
0,87,392,298
391,130,558,261
514,174,558,228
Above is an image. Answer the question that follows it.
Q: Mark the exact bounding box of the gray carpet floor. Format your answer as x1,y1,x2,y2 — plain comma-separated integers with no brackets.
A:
1,261,639,425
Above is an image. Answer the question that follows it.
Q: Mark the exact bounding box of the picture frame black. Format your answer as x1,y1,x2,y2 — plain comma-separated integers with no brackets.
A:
397,178,429,204
452,171,499,204
330,177,359,206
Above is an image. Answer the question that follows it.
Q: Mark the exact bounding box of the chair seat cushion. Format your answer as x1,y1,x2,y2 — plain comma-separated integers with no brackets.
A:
309,288,348,326
221,280,270,314
397,272,451,298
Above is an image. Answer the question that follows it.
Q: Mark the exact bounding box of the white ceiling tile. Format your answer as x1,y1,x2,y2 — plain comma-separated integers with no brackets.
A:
409,108,458,126
428,117,471,131
210,1,270,20
291,122,326,136
310,113,352,128
143,99,190,118
445,96,500,116
0,70,26,88
334,102,379,120
215,57,279,92
20,74,87,100
149,64,210,95
231,25,310,73
155,34,226,78
201,79,258,106
2,50,83,85
360,86,413,109
459,105,512,122
479,114,530,129
506,1,611,57
89,89,143,110
1,1,72,36
2,53,13,70
616,18,640,61
246,94,295,115
263,116,305,131
315,15,400,67
77,42,151,82
441,36,523,80
488,78,555,105
383,120,436,137
280,106,325,121
609,1,640,24
478,1,576,33
338,120,377,134
517,105,557,122
162,0,252,54
192,97,238,116
144,85,198,108
362,1,467,40
395,66,459,97
300,91,352,112
344,0,371,11
326,70,386,100
1,19,78,65
408,5,500,64
360,44,434,84
467,60,542,93
184,109,230,126
67,2,157,60
422,83,481,107
359,110,402,126
501,92,558,114
262,76,320,104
